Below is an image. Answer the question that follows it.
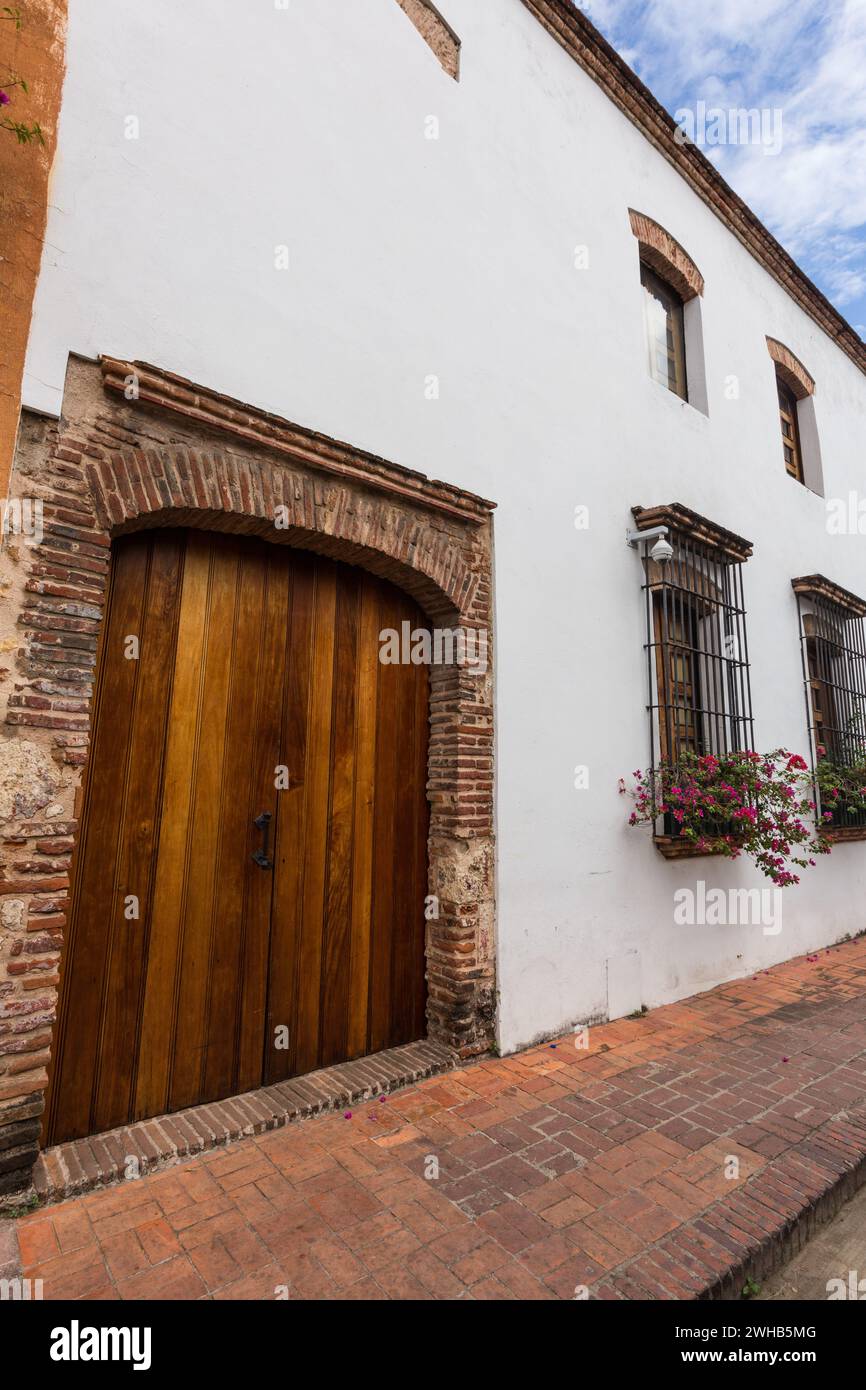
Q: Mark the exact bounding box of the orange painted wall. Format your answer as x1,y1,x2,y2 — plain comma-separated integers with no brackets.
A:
0,0,67,502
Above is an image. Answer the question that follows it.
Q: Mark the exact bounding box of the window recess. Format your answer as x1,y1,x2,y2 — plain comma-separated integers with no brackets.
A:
777,374,804,483
793,575,866,839
632,504,755,848
640,262,688,400
766,338,822,494
629,211,708,412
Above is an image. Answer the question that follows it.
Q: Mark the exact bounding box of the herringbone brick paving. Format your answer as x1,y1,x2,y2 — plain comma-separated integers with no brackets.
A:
11,937,866,1300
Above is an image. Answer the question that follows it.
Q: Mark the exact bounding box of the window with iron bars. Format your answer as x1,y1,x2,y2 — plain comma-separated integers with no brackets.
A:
793,575,866,834
633,505,755,839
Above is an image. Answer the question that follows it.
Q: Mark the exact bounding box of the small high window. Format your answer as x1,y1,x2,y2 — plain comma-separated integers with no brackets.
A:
641,262,687,401
766,338,821,492
629,212,706,411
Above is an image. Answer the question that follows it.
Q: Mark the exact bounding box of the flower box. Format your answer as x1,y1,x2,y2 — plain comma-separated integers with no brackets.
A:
625,749,829,887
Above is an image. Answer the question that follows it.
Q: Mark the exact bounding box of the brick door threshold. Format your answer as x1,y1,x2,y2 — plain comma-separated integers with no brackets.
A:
32,1040,457,1205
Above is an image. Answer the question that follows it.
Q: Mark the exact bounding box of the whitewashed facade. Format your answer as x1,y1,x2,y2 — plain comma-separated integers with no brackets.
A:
17,0,866,1058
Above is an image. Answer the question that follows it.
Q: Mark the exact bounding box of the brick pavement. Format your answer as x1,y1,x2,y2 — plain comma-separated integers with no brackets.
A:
8,937,866,1300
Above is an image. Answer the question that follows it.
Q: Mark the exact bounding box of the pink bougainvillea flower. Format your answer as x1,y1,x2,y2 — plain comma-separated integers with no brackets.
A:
625,749,826,887
343,1111,352,1120
0,91,11,106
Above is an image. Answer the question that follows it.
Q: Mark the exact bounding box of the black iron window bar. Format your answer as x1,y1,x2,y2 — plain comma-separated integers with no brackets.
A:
632,506,755,839
794,577,866,832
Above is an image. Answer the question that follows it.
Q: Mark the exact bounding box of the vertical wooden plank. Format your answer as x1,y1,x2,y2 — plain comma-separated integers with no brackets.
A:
169,535,240,1112
411,639,431,1040
91,532,184,1135
234,542,290,1094
46,536,150,1143
368,581,400,1056
293,560,337,1074
319,567,359,1066
345,572,380,1058
389,593,422,1047
198,538,259,1102
265,551,315,1084
133,531,212,1121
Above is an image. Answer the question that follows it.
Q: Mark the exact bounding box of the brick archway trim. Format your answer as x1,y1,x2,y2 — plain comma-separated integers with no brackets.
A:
101,359,489,526
766,337,815,400
394,0,460,80
629,209,704,300
0,354,496,1199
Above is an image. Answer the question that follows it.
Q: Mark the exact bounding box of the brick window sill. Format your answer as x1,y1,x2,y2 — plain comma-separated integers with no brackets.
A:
823,825,866,845
657,826,866,857
654,835,724,861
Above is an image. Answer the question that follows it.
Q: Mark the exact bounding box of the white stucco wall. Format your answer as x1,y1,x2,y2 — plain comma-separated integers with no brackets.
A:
21,0,866,1053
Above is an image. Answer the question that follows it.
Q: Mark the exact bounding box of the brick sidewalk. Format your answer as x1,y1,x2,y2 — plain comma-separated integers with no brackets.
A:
9,938,866,1300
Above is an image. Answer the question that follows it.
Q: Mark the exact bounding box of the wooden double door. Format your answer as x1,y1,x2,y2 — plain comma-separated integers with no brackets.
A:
45,528,430,1145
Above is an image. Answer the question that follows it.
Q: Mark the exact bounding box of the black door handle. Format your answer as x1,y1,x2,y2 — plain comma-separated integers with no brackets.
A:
252,811,273,869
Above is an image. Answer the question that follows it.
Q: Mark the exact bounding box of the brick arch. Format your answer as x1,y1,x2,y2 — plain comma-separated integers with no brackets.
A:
394,0,460,80
93,359,487,621
766,337,815,400
0,354,496,1196
629,209,704,300
107,493,468,630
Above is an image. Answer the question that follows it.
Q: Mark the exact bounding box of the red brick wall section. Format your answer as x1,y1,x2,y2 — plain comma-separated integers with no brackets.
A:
0,354,496,1199
628,210,704,301
393,0,460,80
766,337,815,401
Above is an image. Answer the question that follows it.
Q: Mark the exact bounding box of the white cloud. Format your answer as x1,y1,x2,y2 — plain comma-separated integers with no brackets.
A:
578,0,866,324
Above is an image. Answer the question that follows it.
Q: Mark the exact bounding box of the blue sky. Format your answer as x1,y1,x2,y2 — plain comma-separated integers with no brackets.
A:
580,0,866,338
